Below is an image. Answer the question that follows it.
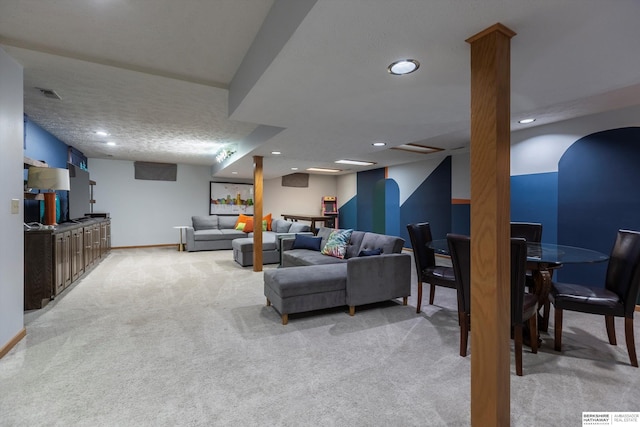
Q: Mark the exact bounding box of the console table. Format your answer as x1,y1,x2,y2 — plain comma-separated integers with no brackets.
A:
281,214,334,233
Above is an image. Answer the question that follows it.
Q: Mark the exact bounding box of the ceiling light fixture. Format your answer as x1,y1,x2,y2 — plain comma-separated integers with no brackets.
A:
271,151,281,155
94,130,109,137
372,142,387,147
391,143,443,154
291,167,299,171
388,59,420,75
307,167,341,173
106,141,116,146
335,159,376,166
519,118,536,124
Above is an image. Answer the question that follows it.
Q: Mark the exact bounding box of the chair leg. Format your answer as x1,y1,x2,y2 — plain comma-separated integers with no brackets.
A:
416,282,423,313
529,315,538,354
625,317,638,367
429,283,436,305
402,296,408,305
514,324,523,376
266,298,271,306
460,311,469,357
605,315,617,345
541,299,550,333
554,307,563,352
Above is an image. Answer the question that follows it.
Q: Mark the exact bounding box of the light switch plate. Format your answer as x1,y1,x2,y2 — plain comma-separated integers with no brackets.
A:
11,199,20,214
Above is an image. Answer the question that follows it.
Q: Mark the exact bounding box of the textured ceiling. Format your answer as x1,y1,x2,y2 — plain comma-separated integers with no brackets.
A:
2,0,640,179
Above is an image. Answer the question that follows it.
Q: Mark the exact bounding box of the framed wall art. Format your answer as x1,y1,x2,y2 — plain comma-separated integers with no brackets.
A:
210,181,254,215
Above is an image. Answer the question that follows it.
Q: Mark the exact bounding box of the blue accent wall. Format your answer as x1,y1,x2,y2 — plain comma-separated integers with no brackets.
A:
511,172,558,244
339,196,357,230
452,203,470,236
400,156,452,246
356,169,386,232
23,117,71,222
557,127,640,286
384,179,400,237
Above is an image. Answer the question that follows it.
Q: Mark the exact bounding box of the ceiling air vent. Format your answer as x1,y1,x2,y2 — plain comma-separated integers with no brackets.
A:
36,87,62,100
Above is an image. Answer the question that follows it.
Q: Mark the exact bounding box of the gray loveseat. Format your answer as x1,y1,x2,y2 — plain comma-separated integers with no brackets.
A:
264,227,411,324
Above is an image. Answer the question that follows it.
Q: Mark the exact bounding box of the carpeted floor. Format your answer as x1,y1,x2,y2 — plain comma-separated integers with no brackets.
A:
1,247,639,426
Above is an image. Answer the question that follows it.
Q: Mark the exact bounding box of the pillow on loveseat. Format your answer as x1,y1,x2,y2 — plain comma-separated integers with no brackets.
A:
321,229,353,259
292,234,322,251
192,215,218,231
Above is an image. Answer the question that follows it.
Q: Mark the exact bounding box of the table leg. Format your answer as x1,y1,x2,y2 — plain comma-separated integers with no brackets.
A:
178,229,184,252
532,267,552,332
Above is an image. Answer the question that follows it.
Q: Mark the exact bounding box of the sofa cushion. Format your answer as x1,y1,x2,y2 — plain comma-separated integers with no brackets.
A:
289,222,311,233
218,215,240,229
316,227,335,250
321,229,353,259
219,229,247,239
359,232,404,255
273,219,293,233
265,264,348,298
194,229,226,241
292,234,322,251
346,231,365,259
282,249,347,266
192,215,218,231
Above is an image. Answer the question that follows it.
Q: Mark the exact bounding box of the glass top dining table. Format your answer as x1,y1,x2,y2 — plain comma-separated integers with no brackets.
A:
428,240,609,264
428,239,609,332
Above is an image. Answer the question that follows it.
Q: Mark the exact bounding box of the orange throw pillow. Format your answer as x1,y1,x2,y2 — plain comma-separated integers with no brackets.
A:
234,213,252,229
263,213,272,231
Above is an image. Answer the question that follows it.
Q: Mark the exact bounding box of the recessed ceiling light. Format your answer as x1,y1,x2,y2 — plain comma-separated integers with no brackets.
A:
106,141,116,146
291,167,299,171
231,171,238,175
271,151,281,155
307,167,342,173
372,142,387,147
388,59,420,75
335,159,376,166
94,130,109,137
519,118,536,124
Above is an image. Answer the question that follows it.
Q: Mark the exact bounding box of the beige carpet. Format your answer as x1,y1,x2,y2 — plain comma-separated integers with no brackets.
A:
1,247,639,426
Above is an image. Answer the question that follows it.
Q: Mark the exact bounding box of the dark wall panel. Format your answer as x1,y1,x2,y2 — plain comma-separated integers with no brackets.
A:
452,203,470,236
338,196,357,230
400,156,452,246
511,172,558,244
557,127,640,286
356,169,385,232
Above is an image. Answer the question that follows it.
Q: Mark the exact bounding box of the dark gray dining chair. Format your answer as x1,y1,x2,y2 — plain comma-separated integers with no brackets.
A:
447,233,538,375
406,223,456,313
549,229,640,367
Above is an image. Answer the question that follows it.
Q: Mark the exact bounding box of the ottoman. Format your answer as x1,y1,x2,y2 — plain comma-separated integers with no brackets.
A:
264,263,348,325
232,237,279,266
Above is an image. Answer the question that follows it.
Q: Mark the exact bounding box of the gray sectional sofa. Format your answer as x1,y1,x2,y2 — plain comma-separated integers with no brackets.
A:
264,227,411,324
185,215,312,258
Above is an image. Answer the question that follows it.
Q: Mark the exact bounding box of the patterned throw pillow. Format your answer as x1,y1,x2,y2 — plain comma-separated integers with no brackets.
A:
235,218,254,233
321,229,353,259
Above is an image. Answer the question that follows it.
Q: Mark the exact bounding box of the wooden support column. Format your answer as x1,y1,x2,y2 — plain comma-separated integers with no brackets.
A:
466,23,516,426
253,156,264,272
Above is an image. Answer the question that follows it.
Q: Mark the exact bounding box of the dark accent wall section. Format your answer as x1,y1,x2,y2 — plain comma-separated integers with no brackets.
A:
558,127,640,287
511,172,558,244
452,202,470,236
400,156,452,245
338,196,357,230
384,179,401,237
356,169,386,232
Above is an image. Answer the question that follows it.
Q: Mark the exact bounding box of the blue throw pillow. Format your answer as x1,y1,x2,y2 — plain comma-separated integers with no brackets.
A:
358,248,382,257
292,234,322,251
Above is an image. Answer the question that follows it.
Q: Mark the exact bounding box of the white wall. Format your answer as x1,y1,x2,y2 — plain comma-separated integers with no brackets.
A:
263,174,337,220
89,159,213,247
336,173,356,209
452,151,470,199
0,48,24,351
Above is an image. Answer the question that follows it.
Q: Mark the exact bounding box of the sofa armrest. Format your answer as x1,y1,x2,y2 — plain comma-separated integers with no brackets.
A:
185,226,196,252
280,236,296,252
345,253,411,307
